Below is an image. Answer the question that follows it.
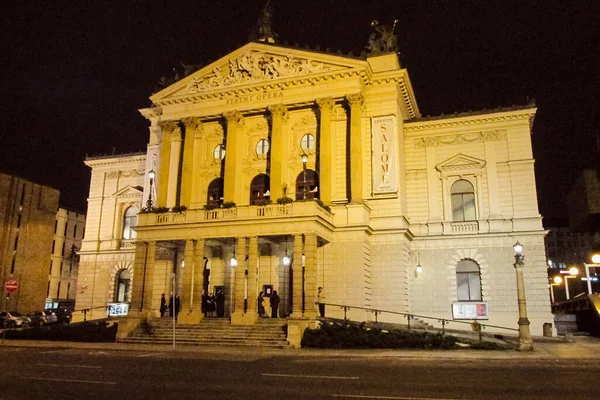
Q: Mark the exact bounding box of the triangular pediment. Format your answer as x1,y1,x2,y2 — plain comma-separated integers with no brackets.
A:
436,153,486,173
112,185,143,199
151,42,366,103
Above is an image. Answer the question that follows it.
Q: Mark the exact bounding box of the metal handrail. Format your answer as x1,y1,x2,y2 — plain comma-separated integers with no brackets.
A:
71,305,114,322
319,302,518,340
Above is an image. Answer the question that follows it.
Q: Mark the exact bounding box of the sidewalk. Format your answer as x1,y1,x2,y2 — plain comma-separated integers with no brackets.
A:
2,335,600,360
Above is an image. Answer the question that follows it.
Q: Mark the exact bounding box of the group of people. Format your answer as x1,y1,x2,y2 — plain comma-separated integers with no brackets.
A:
202,289,225,318
159,293,181,321
257,290,280,318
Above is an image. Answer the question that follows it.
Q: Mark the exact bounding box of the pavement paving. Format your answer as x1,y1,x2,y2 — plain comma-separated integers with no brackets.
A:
2,334,600,360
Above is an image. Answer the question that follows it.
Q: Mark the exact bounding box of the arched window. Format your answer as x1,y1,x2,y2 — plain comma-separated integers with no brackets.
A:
213,144,225,160
207,178,224,207
296,170,319,200
300,134,315,151
256,139,270,156
115,269,131,302
456,259,481,301
250,174,270,205
122,206,138,239
451,180,476,221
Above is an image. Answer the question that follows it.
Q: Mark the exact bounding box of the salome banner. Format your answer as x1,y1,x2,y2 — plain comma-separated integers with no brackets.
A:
371,115,397,194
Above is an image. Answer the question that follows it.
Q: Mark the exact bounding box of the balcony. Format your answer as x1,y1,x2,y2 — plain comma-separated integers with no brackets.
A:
137,202,333,228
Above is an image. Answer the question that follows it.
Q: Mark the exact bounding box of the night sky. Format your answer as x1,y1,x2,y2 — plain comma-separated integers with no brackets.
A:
1,0,598,221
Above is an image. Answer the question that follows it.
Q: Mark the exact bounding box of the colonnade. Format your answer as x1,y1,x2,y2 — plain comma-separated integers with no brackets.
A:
129,234,321,324
154,94,365,209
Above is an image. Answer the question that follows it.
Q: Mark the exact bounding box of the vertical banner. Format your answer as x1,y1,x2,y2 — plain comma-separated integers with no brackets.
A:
372,115,397,194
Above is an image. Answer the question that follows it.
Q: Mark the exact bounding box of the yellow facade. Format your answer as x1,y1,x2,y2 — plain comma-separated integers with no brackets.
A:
77,42,553,345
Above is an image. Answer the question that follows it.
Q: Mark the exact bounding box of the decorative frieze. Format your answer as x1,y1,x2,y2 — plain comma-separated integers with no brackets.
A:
415,130,507,148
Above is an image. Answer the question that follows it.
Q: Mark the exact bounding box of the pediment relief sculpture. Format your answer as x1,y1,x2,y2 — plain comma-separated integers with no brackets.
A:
436,153,486,174
185,51,341,93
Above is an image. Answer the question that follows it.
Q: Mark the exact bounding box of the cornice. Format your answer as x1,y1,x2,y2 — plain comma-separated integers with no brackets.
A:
404,108,536,132
85,154,147,168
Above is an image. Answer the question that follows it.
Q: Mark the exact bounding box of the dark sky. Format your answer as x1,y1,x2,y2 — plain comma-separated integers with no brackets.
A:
1,0,598,221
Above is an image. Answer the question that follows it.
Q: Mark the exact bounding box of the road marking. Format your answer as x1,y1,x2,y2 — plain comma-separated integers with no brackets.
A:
263,373,359,380
332,395,462,400
138,352,166,358
25,377,116,385
36,363,101,369
41,349,71,354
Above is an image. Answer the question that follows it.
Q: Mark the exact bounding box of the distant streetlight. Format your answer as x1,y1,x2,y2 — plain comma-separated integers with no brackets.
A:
513,242,533,351
584,253,600,295
146,170,156,210
550,275,562,303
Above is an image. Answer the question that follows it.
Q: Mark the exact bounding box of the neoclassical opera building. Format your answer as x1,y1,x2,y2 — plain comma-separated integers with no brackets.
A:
76,26,553,343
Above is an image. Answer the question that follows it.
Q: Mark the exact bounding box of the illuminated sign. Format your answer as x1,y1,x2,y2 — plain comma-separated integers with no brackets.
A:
371,116,397,194
107,303,130,317
452,302,488,320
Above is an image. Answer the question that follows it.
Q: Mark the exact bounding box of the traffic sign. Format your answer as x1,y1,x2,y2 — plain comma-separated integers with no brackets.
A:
4,280,18,293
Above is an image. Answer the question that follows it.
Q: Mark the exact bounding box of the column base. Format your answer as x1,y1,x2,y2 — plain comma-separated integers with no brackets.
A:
231,311,259,325
178,310,203,325
286,317,320,349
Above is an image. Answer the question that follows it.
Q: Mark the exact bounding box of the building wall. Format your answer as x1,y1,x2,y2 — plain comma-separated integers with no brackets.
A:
0,173,59,313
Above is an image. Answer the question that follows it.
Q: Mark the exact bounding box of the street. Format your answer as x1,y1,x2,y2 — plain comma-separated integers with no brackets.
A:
0,346,597,400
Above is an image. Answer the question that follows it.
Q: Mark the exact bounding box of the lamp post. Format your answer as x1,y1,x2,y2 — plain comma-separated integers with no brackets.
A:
146,170,156,210
583,253,600,295
550,275,562,303
513,242,533,351
301,153,308,200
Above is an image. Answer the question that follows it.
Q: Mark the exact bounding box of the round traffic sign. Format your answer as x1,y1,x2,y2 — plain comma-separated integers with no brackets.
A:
5,280,18,293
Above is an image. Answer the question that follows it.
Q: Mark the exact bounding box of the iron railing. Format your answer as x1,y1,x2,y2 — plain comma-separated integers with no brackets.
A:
320,302,518,341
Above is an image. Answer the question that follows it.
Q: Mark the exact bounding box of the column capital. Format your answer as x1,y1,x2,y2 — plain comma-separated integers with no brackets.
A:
268,104,288,118
170,125,182,142
223,111,245,127
346,93,364,107
158,120,178,132
316,97,335,111
182,117,204,138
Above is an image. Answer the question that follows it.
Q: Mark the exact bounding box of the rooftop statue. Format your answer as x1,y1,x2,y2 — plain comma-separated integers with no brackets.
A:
255,0,277,43
365,20,399,56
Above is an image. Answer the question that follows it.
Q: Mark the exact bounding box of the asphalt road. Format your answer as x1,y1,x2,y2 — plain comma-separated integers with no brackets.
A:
0,346,597,400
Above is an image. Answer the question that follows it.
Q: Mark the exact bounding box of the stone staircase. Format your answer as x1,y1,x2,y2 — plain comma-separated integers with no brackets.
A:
120,317,290,348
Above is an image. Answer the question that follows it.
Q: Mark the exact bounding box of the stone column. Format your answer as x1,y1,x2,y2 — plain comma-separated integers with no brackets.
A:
223,111,245,205
347,93,364,203
167,125,182,208
178,239,204,324
268,105,288,200
156,122,175,207
291,234,304,318
231,237,248,324
303,234,318,318
316,98,335,204
190,121,205,206
130,241,156,316
180,118,202,208
245,236,259,323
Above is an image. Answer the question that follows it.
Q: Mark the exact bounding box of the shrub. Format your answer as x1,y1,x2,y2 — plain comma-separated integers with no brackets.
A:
154,206,170,213
314,198,332,213
171,205,187,213
203,203,219,211
301,320,458,349
469,341,505,350
277,196,294,205
222,202,236,209
254,198,272,206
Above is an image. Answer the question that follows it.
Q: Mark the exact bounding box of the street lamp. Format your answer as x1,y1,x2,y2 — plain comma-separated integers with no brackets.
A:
584,253,600,295
301,153,308,200
282,237,291,267
230,238,238,267
513,241,533,351
146,170,156,210
561,267,579,300
550,275,562,303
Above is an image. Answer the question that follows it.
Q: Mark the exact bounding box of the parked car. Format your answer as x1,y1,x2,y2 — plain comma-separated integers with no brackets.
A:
45,308,73,324
0,311,31,328
26,310,57,327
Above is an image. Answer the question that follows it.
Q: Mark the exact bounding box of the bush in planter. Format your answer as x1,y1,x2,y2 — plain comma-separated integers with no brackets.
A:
154,206,170,213
222,201,236,209
277,196,294,205
171,205,187,213
254,198,272,206
314,198,332,213
203,203,219,211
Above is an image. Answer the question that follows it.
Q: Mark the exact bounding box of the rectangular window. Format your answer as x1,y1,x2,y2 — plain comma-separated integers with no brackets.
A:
51,240,55,254
54,220,58,233
64,221,68,237
10,256,16,274
73,225,77,239
47,281,50,297
67,283,71,300
456,273,470,300
57,281,61,298
457,272,481,301
49,260,53,274
61,242,65,256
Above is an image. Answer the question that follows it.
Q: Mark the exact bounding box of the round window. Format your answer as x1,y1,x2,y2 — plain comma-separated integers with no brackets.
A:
300,134,315,151
213,144,225,160
256,139,270,156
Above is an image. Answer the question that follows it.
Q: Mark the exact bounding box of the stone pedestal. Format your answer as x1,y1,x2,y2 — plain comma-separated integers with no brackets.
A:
231,311,258,325
287,317,319,349
115,315,145,341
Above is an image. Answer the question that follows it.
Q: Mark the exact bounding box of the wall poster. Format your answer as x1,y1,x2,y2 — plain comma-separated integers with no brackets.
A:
371,115,397,194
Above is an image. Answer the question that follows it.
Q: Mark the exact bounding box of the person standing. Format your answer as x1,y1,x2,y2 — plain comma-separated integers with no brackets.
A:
317,287,325,317
258,291,266,318
160,293,167,317
207,292,216,317
270,290,280,318
216,289,225,317
201,290,208,317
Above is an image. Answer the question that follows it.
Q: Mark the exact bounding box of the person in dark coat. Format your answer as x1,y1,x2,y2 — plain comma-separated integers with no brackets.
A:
270,290,280,318
207,292,216,317
175,295,181,322
201,290,208,317
216,289,225,317
258,291,266,317
160,293,167,317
